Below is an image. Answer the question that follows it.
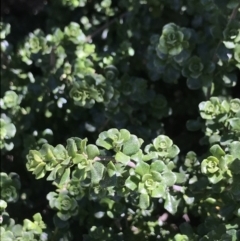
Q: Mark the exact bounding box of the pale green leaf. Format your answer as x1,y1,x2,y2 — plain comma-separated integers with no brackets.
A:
115,151,130,165
135,161,150,176
139,193,150,209
164,193,179,214
91,162,105,184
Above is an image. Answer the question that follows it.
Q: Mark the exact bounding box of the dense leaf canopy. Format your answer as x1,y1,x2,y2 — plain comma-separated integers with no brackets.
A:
1,0,240,240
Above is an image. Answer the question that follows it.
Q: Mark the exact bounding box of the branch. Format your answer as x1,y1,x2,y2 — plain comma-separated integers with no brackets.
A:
205,4,240,100
158,212,169,225
172,185,184,192
98,118,110,132
183,213,190,222
94,156,136,168
85,11,130,42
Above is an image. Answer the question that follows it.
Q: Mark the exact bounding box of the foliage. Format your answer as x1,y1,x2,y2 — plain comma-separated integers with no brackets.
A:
1,0,240,240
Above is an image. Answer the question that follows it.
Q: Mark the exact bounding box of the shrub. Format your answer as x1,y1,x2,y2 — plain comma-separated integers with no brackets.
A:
1,0,240,240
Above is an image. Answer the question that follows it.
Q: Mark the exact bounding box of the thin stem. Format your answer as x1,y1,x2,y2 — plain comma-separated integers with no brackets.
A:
158,212,169,225
86,12,130,42
94,156,136,168
51,228,59,241
127,161,136,168
205,5,240,100
183,213,190,222
94,156,115,161
98,118,110,132
172,185,184,192
226,5,239,28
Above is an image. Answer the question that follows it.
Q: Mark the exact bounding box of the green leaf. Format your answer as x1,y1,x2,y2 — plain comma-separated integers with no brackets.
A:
174,172,187,184
220,154,234,171
135,161,150,176
4,123,16,138
11,224,23,236
86,144,100,159
150,160,167,172
115,151,130,165
33,163,46,179
40,144,56,162
138,181,148,195
151,170,162,182
107,128,119,138
131,150,144,163
187,77,201,89
59,168,70,186
96,138,112,150
53,144,68,160
231,175,240,195
0,200,7,210
179,222,194,237
167,161,176,170
174,234,189,241
53,215,69,229
72,154,86,164
229,159,240,174
229,118,240,131
169,45,183,56
209,134,221,145
143,152,158,161
125,176,138,191
151,184,166,198
201,156,219,174
161,171,176,186
72,137,87,152
230,99,240,113
61,157,71,166
164,193,179,214
23,219,36,232
46,192,57,208
229,141,240,159
208,172,223,184
153,135,173,150
47,164,62,181
72,168,87,181
167,145,180,158
223,41,235,49
100,175,117,188
139,193,150,209
107,161,117,177
119,129,131,141
122,135,142,156
210,144,225,159
222,73,237,87
91,162,105,184
33,213,42,223
96,131,112,150
221,100,230,112
66,138,78,157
